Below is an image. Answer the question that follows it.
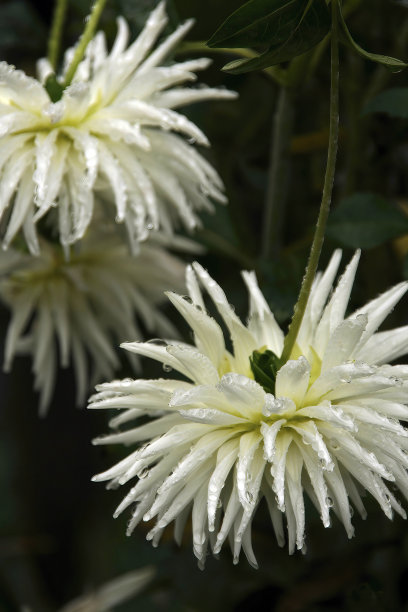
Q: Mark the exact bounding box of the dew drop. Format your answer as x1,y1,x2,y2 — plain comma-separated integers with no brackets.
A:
163,363,173,372
330,438,340,451
326,496,334,508
245,491,254,504
147,338,168,347
121,378,133,387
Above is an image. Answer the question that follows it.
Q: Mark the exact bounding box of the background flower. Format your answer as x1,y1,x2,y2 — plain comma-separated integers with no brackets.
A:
90,252,408,567
0,1,236,254
0,231,190,414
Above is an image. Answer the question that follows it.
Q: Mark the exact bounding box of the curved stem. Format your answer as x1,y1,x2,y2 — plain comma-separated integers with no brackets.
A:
261,86,294,260
62,0,109,88
47,0,68,70
280,0,340,363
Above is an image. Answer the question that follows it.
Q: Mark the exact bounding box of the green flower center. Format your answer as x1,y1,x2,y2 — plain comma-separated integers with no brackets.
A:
249,348,283,394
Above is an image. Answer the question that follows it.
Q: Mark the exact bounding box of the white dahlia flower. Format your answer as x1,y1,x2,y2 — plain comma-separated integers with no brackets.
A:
90,251,408,567
0,233,189,414
0,2,236,254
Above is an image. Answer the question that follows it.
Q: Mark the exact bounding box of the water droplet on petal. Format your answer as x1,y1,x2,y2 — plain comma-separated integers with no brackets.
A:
121,378,133,387
326,496,334,508
330,438,340,451
245,491,254,504
147,338,168,347
138,467,150,480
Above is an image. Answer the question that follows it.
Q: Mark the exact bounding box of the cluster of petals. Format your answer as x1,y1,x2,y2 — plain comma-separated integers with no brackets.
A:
0,2,235,254
90,251,408,567
0,232,187,414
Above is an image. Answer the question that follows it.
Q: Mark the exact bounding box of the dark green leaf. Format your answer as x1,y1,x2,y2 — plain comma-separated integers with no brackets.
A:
250,349,283,394
363,88,408,118
337,2,408,72
327,192,408,249
207,0,310,49
45,75,64,103
220,0,330,74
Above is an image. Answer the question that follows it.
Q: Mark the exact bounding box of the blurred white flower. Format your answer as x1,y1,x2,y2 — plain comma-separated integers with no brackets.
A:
58,566,154,612
0,232,189,414
90,251,408,567
0,1,236,254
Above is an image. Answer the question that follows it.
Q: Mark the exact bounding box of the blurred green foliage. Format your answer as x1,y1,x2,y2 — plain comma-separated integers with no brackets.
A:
2,0,408,610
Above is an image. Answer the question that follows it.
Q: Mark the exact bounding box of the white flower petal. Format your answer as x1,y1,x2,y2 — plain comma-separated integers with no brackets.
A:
275,356,311,406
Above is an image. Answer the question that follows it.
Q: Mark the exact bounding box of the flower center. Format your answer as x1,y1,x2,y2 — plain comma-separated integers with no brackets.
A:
249,348,283,394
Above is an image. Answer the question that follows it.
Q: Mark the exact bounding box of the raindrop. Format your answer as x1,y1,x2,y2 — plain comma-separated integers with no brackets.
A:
326,496,334,508
163,363,173,372
138,467,150,480
146,222,154,230
245,491,254,504
121,378,133,387
330,438,340,451
147,338,168,346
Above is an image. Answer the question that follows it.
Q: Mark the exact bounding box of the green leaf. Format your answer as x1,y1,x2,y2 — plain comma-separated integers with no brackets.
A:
337,1,408,72
207,0,310,49
45,75,65,103
363,88,408,118
250,349,283,394
327,192,408,249
220,0,330,74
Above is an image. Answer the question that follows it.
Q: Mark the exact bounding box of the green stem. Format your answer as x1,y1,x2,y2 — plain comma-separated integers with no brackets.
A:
280,0,340,363
47,0,68,70
261,86,294,260
62,0,109,88
177,41,287,85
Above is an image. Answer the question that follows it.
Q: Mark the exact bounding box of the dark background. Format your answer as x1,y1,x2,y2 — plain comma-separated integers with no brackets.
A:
2,0,408,609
